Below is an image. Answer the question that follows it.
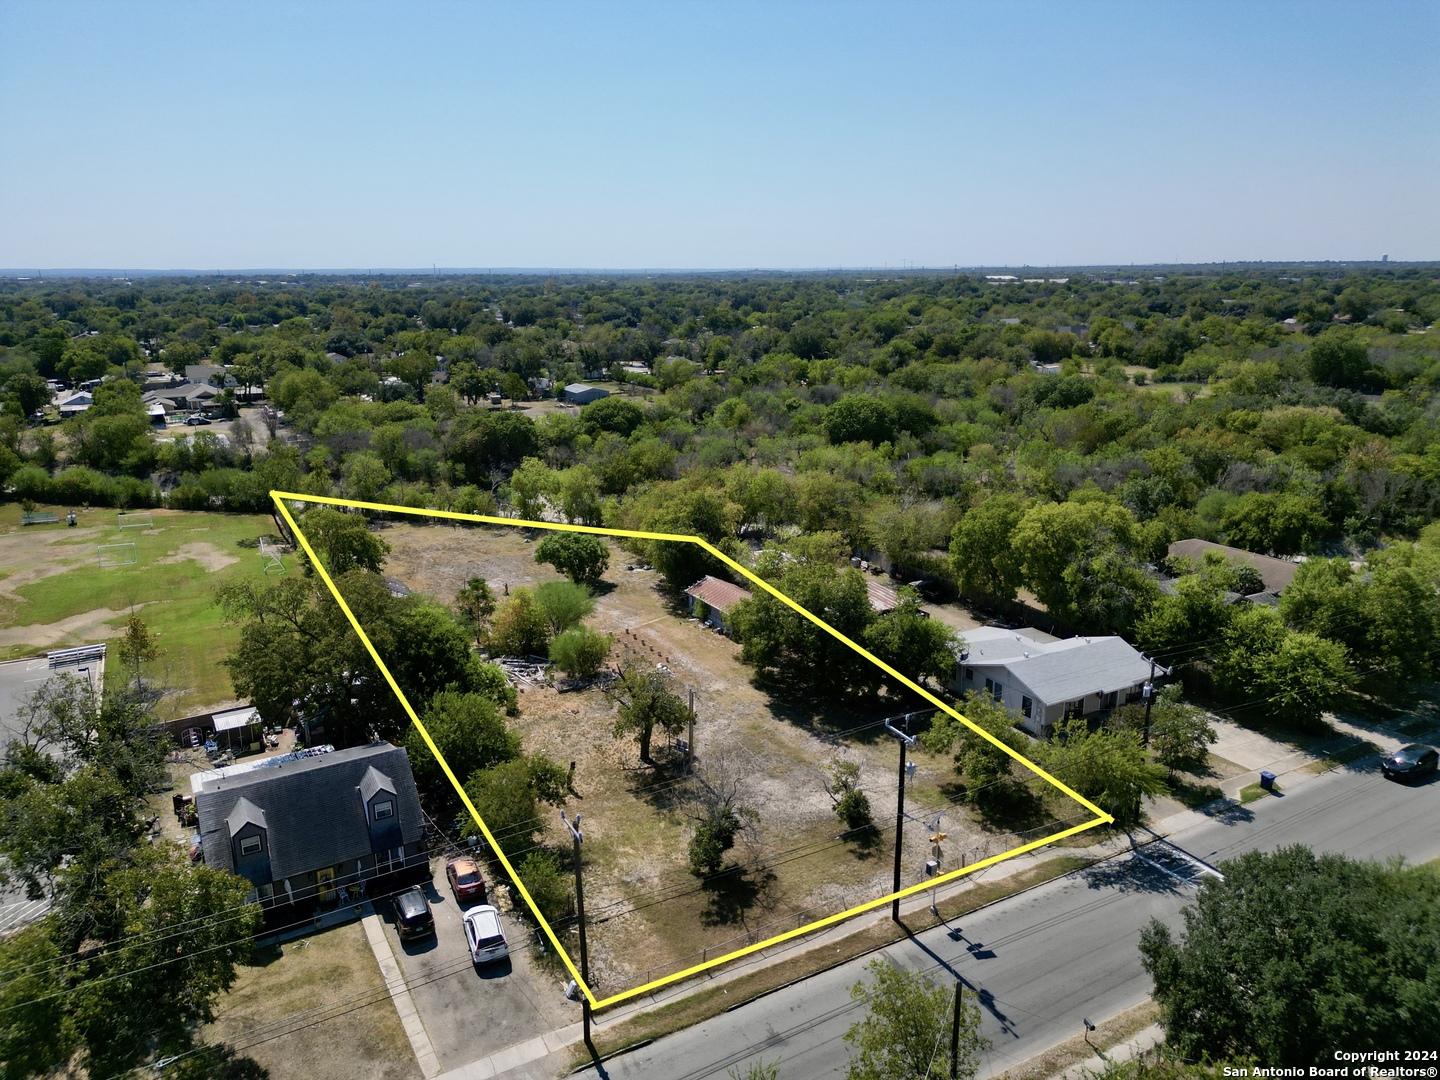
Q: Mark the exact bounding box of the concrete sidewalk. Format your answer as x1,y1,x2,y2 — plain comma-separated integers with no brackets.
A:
361,907,442,1079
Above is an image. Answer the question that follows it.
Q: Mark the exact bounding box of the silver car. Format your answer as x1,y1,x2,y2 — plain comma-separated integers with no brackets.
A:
462,904,510,965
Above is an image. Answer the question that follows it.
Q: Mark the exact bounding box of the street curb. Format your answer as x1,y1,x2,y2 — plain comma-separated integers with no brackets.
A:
569,1039,654,1073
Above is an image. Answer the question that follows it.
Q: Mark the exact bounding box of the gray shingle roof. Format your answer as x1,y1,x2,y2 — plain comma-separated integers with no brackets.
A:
1167,539,1299,594
226,797,267,836
1001,637,1153,705
196,744,423,882
359,765,396,804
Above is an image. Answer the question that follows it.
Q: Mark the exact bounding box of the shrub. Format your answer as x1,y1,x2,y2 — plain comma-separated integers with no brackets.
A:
488,589,551,658
516,850,574,927
533,580,594,634
549,625,612,680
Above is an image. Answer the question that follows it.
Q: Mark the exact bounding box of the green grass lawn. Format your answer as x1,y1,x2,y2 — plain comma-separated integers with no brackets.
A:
1240,780,1275,803
0,509,277,717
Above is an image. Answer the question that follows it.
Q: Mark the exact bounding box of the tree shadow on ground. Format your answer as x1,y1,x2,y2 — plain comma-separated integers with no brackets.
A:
624,761,690,814
971,782,1051,834
1165,777,1227,810
1081,854,1185,895
754,680,935,746
698,864,778,928
841,822,884,861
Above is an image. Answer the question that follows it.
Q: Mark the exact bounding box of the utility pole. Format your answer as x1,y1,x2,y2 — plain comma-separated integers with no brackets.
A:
687,687,695,775
561,811,591,1048
1141,658,1157,747
884,714,917,923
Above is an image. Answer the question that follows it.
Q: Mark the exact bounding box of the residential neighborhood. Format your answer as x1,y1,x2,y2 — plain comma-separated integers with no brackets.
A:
1,6,1438,1073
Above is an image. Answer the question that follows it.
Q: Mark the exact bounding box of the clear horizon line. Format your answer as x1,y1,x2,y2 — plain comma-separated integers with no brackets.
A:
0,258,1430,280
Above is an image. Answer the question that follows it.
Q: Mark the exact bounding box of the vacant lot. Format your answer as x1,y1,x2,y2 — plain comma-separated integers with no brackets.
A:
0,504,278,717
205,921,419,1080
381,522,1074,998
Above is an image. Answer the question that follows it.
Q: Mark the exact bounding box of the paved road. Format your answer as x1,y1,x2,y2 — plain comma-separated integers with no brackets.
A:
578,766,1440,1079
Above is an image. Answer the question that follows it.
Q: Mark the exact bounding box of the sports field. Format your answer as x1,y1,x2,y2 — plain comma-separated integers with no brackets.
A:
0,503,278,718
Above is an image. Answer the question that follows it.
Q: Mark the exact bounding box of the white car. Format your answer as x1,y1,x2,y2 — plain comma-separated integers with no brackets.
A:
462,905,510,965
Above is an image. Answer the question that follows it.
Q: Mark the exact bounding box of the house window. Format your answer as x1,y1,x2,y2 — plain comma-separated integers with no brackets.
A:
984,678,1003,703
1021,696,1033,718
373,800,395,821
1066,699,1084,718
239,834,262,856
1101,691,1117,710
257,883,274,901
964,667,974,682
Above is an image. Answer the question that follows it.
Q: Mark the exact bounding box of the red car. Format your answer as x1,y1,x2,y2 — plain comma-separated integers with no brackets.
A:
445,857,487,905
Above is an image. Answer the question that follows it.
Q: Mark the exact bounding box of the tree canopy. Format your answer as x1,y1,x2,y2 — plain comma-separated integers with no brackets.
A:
1140,846,1440,1063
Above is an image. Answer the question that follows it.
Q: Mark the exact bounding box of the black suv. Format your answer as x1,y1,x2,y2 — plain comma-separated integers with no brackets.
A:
392,886,435,941
1381,744,1439,783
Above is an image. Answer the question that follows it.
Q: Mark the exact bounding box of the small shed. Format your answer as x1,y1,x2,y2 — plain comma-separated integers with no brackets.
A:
212,706,263,752
684,576,753,631
866,580,900,615
563,383,610,405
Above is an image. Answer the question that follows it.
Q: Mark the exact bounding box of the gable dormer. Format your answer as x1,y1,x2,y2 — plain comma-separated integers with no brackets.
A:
358,765,401,849
226,796,271,885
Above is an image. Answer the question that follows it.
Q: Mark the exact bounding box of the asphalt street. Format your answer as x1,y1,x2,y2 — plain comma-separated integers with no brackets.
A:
577,765,1440,1080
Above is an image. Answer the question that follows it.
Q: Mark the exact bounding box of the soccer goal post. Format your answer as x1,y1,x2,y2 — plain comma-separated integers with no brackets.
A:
118,511,153,529
259,536,286,574
98,543,137,568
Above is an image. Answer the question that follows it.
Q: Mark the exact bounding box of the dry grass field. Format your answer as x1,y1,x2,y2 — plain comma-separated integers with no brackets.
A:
0,504,279,717
378,521,1076,997
205,922,420,1080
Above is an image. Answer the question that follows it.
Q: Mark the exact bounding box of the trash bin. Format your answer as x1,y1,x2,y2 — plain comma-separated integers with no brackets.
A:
1259,770,1277,791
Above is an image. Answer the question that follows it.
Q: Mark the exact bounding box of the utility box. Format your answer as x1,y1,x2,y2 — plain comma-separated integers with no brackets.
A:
924,859,939,877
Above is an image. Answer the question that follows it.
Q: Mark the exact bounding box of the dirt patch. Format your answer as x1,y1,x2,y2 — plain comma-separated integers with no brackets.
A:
0,606,131,649
0,525,107,601
205,921,420,1080
155,541,240,572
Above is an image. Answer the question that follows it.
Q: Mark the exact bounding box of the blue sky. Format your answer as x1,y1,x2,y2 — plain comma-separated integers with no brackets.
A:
1,1,1436,269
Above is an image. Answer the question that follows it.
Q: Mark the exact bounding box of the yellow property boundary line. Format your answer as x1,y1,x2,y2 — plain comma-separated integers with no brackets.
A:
269,490,1112,1009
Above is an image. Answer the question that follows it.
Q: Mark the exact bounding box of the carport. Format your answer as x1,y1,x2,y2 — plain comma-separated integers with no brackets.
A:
212,705,262,753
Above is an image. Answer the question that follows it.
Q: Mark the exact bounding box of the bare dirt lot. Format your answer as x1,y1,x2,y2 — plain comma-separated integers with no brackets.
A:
380,523,1067,998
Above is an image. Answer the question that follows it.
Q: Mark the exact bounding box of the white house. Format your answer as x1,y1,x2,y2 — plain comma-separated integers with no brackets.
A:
953,626,1157,735
54,390,93,417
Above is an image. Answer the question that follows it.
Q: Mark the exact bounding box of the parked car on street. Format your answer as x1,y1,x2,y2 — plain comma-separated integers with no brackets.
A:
462,905,509,965
446,857,487,906
393,885,436,941
1381,743,1439,783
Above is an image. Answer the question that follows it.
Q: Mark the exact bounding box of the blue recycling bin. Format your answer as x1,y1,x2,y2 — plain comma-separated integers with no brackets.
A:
1259,770,1276,791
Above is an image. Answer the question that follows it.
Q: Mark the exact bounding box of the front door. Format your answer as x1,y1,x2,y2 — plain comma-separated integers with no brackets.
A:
316,867,335,904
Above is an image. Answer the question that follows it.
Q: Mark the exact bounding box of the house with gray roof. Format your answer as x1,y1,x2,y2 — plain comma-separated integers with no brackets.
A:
194,742,427,911
143,381,219,413
563,383,609,405
953,626,1159,735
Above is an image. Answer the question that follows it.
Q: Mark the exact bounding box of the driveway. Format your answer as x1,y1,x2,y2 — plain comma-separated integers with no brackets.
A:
379,860,568,1072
